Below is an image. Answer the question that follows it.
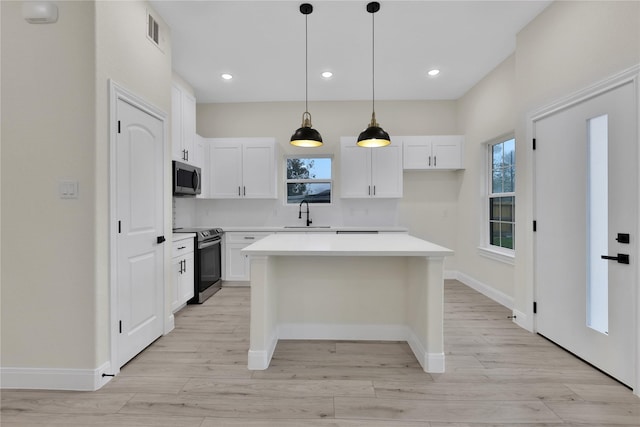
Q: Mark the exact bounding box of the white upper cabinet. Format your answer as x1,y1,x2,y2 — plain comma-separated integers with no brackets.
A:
207,138,277,199
171,82,196,164
340,137,403,198
402,135,464,170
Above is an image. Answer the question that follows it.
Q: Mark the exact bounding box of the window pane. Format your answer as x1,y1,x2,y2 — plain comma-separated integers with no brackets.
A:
504,138,515,166
490,197,500,221
490,222,500,246
500,223,514,249
286,158,331,180
492,167,504,193
286,182,331,204
503,165,515,192
492,143,503,168
500,196,514,222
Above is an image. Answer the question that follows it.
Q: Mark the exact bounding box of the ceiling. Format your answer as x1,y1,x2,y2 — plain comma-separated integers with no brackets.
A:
150,1,551,104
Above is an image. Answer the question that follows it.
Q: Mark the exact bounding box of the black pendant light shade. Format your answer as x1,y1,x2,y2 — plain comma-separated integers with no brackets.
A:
291,112,323,148
357,1,391,148
291,3,323,147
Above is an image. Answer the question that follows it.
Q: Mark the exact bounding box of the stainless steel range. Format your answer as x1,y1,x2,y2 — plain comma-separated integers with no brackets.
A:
173,227,223,303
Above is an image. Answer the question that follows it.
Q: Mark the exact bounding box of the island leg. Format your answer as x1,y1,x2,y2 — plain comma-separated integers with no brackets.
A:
247,255,278,370
406,256,445,373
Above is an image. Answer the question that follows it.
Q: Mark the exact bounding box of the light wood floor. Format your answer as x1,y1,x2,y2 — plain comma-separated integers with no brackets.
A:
2,280,639,426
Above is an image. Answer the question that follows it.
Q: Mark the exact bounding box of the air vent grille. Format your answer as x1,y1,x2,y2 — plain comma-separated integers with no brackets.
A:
147,13,159,45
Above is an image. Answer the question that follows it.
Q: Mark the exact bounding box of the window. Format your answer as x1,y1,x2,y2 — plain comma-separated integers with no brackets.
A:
488,138,515,252
285,156,332,204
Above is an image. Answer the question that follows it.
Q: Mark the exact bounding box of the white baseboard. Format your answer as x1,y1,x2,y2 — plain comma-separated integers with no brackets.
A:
512,309,532,332
444,270,457,280
277,323,409,341
1,362,112,391
406,330,445,373
454,271,514,310
247,331,278,370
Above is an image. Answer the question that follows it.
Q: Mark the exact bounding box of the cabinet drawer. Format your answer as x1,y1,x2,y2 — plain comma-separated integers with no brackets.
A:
172,237,194,257
225,232,270,244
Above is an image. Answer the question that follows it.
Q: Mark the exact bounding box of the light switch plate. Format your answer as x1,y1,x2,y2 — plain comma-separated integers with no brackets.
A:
59,180,79,199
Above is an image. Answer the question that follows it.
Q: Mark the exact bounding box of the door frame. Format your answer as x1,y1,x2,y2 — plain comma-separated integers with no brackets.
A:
526,65,640,394
108,80,170,375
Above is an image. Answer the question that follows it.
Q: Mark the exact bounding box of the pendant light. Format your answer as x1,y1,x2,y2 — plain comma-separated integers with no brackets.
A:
357,1,391,148
290,3,323,147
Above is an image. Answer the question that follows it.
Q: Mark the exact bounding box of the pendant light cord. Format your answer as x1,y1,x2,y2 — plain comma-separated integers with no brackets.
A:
371,9,375,116
305,13,309,114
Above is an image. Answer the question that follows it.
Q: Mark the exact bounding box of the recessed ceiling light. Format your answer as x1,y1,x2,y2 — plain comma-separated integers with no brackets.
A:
321,71,333,79
221,73,233,80
427,69,440,77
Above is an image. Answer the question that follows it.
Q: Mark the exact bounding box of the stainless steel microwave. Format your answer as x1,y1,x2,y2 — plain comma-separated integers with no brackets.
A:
173,160,201,196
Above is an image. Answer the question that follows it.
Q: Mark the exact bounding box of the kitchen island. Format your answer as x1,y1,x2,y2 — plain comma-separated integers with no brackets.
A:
242,233,453,373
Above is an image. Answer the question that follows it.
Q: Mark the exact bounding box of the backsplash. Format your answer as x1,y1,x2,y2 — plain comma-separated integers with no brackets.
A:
173,197,400,228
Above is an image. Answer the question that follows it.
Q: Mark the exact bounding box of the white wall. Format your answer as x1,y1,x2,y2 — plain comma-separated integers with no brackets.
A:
1,0,97,369
195,100,462,268
456,55,516,298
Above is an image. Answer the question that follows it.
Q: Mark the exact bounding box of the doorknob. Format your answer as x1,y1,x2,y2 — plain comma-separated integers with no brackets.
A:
157,236,166,244
601,253,629,264
616,233,630,244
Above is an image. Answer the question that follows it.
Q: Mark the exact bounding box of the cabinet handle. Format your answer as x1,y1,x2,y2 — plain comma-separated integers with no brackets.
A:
183,260,187,272
373,185,376,196
243,186,246,196
428,156,431,166
178,246,186,250
186,150,189,161
434,156,437,167
238,186,241,196
244,236,255,240
368,185,371,196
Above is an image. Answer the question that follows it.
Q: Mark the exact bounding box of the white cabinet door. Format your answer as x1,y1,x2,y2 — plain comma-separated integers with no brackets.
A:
171,82,197,164
371,145,403,197
171,256,181,312
242,141,276,198
340,137,401,198
179,251,195,304
209,142,243,198
223,232,270,281
181,92,196,163
402,136,431,169
171,84,183,161
341,141,372,198
432,135,463,169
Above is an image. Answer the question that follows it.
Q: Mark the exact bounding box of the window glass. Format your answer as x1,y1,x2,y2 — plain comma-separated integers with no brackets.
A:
286,157,332,204
488,138,515,251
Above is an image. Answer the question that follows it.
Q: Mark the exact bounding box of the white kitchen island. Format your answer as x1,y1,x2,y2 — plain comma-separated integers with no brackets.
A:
241,233,453,373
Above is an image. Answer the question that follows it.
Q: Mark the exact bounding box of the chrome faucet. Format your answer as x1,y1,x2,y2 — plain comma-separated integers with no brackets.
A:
298,200,312,226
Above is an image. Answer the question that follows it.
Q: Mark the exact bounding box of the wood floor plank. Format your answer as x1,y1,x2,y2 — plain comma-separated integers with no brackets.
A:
181,378,375,397
200,419,429,426
334,396,562,423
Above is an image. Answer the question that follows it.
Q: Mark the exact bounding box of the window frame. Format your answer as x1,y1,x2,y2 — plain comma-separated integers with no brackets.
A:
478,135,516,264
284,155,334,205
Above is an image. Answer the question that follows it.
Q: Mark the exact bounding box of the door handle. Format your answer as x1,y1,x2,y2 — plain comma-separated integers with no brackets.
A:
601,253,629,264
157,236,166,244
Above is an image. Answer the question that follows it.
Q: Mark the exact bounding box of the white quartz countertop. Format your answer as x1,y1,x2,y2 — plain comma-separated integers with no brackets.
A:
172,232,196,242
241,233,453,257
217,226,408,233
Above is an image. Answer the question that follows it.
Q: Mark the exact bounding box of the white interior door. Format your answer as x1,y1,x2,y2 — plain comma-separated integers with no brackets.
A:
534,80,637,387
116,99,165,367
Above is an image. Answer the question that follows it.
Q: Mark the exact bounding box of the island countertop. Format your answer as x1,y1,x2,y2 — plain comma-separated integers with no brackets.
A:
241,233,453,257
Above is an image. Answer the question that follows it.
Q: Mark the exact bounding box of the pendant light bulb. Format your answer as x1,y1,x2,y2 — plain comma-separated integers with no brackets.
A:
357,1,391,148
291,3,323,147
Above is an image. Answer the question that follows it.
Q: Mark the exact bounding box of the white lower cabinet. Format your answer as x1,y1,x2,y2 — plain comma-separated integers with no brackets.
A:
223,232,270,281
172,236,195,312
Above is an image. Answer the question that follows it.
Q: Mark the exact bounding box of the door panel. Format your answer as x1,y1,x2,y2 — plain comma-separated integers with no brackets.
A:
116,99,164,368
534,81,636,386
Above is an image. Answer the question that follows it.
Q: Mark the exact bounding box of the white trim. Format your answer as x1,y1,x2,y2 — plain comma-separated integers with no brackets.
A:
528,64,640,394
1,362,112,391
477,246,515,265
247,331,278,370
108,80,170,378
512,309,531,332
444,270,457,280
407,330,445,373
278,323,408,341
454,271,514,310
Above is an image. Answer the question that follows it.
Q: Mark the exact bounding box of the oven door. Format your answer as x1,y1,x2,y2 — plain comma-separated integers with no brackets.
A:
197,238,222,293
